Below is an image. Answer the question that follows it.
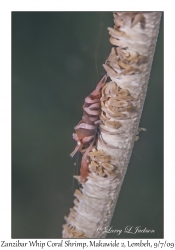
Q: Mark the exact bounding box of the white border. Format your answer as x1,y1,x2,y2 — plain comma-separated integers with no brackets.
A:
0,0,174,245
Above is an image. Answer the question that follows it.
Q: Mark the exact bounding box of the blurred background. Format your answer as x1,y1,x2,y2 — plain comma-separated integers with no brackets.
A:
12,12,163,238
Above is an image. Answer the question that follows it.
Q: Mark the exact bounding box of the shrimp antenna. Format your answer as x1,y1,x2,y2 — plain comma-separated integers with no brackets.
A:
94,12,104,82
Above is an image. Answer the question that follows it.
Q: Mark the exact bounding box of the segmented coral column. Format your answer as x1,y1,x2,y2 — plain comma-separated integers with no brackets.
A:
62,12,161,238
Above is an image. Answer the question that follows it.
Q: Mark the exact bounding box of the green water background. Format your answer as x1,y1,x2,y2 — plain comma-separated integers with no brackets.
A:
12,12,163,238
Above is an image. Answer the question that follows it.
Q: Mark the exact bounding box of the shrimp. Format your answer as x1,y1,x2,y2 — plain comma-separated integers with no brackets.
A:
70,75,107,182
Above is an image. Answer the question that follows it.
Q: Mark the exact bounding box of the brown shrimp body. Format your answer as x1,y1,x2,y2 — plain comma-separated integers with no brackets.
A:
70,75,107,182
76,127,97,140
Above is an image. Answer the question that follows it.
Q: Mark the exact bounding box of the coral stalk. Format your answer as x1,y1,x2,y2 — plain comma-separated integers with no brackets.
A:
62,11,162,238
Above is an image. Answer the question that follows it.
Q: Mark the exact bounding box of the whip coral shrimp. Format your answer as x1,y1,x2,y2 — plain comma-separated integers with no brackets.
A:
70,75,107,182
